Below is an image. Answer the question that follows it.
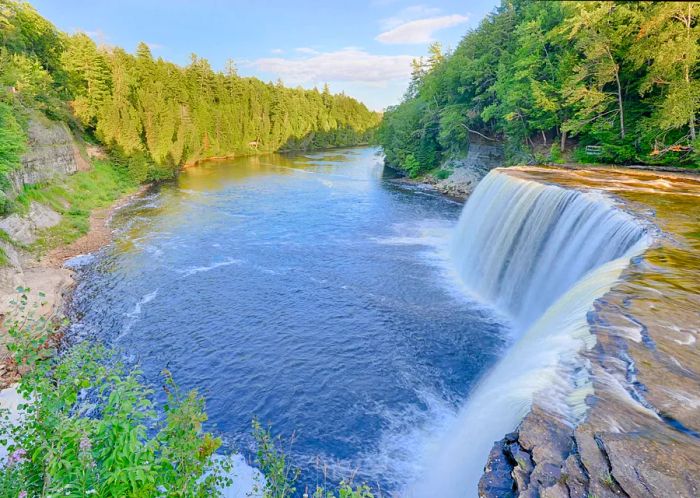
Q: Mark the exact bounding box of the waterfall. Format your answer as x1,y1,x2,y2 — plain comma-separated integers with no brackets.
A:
450,171,647,328
411,169,650,497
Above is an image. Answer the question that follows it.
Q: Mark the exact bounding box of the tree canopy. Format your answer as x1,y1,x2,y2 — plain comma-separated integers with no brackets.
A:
0,0,380,182
378,0,700,175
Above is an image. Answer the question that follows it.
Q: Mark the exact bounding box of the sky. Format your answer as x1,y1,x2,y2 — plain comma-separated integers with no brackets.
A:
30,0,499,111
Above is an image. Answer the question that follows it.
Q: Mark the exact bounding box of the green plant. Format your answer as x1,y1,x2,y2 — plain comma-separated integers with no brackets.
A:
0,289,232,498
251,420,375,498
549,143,564,164
403,154,422,178
434,169,451,180
601,471,614,487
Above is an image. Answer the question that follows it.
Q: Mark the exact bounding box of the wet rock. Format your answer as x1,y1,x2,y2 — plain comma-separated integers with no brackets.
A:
479,436,516,498
508,442,534,491
561,453,589,498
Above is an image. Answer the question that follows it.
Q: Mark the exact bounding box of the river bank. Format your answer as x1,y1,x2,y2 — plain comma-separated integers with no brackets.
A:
0,185,148,389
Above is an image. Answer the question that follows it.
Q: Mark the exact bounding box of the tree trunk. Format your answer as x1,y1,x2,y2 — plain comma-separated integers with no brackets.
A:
686,4,697,140
608,49,625,140
560,129,567,152
614,69,625,140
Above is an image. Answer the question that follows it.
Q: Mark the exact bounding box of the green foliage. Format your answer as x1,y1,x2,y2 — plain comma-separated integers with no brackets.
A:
0,291,379,498
403,154,423,178
379,0,700,171
0,290,232,498
0,102,26,213
14,159,137,251
56,36,380,178
435,168,451,180
0,0,380,181
251,421,374,498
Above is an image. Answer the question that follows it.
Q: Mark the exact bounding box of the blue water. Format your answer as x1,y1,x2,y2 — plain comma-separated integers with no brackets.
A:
67,147,508,492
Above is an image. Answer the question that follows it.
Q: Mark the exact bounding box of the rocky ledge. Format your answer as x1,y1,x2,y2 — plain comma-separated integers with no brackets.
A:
479,169,700,498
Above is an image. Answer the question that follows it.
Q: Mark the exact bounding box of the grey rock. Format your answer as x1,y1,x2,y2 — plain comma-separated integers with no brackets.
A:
8,115,81,196
479,438,516,498
0,202,61,245
435,138,504,199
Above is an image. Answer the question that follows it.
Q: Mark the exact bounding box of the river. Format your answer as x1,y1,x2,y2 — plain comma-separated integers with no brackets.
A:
66,147,509,493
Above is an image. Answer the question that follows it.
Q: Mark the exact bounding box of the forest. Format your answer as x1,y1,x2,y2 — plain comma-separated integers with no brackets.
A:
0,0,380,183
378,1,700,176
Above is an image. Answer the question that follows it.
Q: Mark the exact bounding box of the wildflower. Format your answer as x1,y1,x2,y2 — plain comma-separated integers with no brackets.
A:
18,491,27,498
79,436,92,452
8,448,26,465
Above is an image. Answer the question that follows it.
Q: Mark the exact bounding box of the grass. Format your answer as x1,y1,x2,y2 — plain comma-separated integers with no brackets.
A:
13,159,138,253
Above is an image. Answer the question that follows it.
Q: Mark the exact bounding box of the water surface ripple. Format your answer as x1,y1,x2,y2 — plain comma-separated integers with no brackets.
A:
67,147,508,492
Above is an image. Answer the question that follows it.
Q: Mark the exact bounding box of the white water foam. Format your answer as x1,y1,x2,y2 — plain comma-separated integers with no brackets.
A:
178,257,243,277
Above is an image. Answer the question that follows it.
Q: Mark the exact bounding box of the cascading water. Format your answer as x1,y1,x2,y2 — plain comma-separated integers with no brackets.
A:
411,169,650,497
450,171,648,328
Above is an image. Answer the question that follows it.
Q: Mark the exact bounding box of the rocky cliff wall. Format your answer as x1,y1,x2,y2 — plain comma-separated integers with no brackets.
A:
0,115,85,311
8,115,87,196
433,138,504,199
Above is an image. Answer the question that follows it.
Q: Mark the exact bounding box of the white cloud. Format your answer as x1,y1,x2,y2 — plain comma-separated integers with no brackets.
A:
270,48,284,54
252,48,415,85
380,5,442,30
376,14,469,44
295,47,320,54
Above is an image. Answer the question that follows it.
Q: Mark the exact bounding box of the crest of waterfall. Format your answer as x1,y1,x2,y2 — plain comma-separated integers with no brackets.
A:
412,169,650,497
450,171,648,328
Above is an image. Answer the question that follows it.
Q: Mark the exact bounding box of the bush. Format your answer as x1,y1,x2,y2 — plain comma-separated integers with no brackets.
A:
403,154,422,178
0,290,232,498
0,102,26,213
434,169,451,180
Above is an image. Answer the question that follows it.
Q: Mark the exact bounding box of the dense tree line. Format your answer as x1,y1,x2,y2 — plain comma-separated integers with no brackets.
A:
0,0,380,182
379,1,700,176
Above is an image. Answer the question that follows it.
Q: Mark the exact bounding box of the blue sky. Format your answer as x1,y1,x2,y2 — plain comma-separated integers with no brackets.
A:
30,0,498,110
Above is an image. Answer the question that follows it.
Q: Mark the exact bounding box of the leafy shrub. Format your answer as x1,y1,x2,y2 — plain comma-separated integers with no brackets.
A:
434,169,451,180
403,154,422,178
0,102,26,213
0,290,232,498
549,143,564,164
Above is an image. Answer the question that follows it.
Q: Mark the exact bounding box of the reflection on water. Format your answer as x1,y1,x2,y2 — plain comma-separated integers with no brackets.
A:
67,147,509,493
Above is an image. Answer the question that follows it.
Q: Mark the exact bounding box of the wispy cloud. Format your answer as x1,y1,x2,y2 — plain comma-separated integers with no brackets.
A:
270,48,284,54
295,47,320,55
252,48,415,85
376,13,469,44
380,5,442,30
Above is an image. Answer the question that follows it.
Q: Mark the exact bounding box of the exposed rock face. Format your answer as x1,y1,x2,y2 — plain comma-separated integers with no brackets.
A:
435,138,504,199
0,201,61,245
8,115,85,195
478,169,700,498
